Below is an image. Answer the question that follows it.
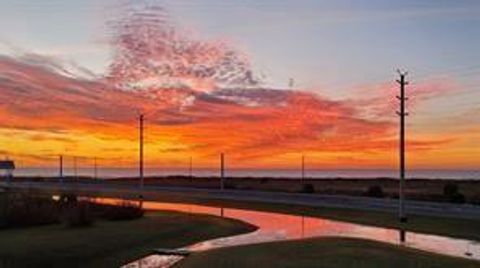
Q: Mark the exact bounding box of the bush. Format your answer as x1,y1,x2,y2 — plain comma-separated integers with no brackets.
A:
365,185,385,198
225,182,237,190
64,202,94,227
0,193,144,229
59,193,78,205
443,183,458,196
450,193,465,204
443,183,465,204
301,183,315,194
0,193,60,228
102,201,144,221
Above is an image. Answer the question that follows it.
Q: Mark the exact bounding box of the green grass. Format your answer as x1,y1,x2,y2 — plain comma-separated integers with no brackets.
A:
0,211,256,268
177,237,480,268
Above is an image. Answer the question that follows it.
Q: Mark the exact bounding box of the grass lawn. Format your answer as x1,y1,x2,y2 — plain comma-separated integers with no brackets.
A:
0,211,256,268
177,237,480,268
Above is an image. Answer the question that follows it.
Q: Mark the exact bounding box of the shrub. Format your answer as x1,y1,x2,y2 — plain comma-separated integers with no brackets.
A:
301,183,315,194
443,183,458,196
0,193,144,229
0,193,60,228
225,182,237,190
64,202,94,227
443,183,465,204
102,201,144,221
450,193,466,204
59,193,78,205
365,185,385,198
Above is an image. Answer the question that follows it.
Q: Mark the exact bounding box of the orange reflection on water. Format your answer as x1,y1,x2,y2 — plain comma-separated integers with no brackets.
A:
91,197,479,267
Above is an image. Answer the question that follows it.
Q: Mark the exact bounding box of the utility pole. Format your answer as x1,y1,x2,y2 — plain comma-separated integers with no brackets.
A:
73,156,77,180
139,114,144,190
396,70,409,226
301,154,305,182
220,153,225,190
189,156,193,179
59,155,63,183
289,78,295,89
93,157,97,180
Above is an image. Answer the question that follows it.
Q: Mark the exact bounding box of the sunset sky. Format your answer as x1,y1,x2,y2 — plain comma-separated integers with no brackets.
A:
0,0,479,170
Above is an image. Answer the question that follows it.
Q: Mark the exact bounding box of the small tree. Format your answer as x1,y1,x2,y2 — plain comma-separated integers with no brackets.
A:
365,185,385,198
64,202,94,227
103,201,144,221
443,183,465,204
301,183,315,194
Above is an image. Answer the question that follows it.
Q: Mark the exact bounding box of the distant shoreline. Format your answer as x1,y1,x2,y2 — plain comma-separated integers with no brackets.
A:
12,175,480,181
11,167,480,180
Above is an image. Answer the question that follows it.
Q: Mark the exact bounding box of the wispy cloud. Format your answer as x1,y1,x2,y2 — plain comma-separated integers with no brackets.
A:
106,4,261,91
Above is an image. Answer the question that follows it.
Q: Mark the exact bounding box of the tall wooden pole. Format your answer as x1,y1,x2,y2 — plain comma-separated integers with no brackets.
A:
73,156,77,180
301,154,305,182
220,153,225,190
396,71,409,226
139,114,144,190
93,157,97,180
189,156,193,179
59,155,63,183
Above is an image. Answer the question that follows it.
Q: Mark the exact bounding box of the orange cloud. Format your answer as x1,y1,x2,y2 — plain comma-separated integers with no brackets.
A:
0,53,461,168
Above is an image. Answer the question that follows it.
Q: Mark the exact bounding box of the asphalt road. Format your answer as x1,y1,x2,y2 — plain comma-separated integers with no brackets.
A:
2,181,480,220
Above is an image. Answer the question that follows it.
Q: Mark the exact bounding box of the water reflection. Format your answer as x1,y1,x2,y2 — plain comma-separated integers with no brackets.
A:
89,198,480,267
122,255,182,268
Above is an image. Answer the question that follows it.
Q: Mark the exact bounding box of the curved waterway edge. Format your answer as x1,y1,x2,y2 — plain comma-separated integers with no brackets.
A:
89,198,480,268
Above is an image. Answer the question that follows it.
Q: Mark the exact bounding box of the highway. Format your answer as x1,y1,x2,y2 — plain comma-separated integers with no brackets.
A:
2,181,480,220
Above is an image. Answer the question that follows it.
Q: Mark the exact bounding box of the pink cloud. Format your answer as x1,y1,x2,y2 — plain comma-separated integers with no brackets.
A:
106,4,260,92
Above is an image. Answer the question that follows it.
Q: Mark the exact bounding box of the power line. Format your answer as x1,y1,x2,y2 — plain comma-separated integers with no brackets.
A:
414,63,480,80
310,63,480,93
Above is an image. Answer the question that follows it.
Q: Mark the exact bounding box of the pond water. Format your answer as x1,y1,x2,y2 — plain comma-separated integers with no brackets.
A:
90,198,480,268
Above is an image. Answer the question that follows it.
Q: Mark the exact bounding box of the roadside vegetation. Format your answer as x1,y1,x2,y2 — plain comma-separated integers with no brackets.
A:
105,177,480,205
0,192,60,228
0,192,144,229
0,192,256,267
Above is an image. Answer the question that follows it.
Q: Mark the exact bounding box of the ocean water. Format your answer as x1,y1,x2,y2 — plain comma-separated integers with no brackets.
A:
12,167,480,180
